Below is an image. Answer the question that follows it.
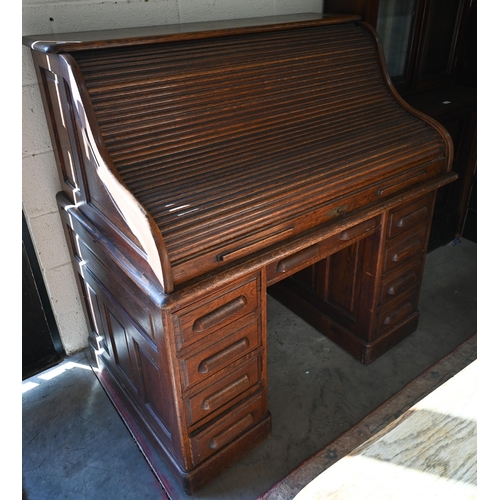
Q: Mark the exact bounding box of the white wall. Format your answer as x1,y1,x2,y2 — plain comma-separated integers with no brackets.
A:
22,0,323,354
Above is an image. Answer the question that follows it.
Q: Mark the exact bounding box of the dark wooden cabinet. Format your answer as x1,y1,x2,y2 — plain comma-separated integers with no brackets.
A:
324,0,477,248
405,83,476,248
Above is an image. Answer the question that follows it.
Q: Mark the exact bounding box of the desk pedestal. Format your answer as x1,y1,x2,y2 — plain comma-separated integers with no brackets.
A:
61,190,437,494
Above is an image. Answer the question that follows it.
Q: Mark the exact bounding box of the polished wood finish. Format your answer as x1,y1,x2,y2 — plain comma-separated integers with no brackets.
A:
24,14,456,493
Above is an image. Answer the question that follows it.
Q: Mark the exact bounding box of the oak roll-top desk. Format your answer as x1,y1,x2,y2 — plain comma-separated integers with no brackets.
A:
23,13,457,494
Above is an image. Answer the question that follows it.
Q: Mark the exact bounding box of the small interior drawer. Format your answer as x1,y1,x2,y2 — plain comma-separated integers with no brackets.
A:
387,193,434,239
189,390,266,466
184,354,262,427
173,276,259,349
179,320,261,391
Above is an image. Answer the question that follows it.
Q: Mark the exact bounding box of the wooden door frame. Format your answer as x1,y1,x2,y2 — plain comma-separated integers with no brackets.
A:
22,211,64,379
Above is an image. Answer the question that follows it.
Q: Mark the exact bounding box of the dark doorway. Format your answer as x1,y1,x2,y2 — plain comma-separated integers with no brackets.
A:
23,212,63,379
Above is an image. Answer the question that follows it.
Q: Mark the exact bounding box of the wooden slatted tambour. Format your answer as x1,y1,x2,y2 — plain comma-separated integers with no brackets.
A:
71,23,447,285
24,14,457,494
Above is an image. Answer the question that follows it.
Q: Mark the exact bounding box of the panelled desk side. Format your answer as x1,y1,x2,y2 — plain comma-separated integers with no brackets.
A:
24,14,457,494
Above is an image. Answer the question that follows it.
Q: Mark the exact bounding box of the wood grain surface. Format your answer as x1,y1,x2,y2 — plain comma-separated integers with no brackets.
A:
294,360,476,499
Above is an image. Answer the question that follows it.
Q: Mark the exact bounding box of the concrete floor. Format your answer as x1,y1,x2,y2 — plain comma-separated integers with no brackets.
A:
22,238,477,500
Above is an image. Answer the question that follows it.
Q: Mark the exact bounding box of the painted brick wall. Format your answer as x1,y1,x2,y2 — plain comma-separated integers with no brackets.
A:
22,0,323,354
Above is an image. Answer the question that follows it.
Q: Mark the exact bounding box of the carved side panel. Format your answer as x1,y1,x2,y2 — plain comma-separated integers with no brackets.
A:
82,264,175,446
59,206,177,452
33,51,171,293
36,64,86,205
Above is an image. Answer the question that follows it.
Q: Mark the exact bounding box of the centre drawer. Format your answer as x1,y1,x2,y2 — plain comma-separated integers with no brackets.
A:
266,217,378,285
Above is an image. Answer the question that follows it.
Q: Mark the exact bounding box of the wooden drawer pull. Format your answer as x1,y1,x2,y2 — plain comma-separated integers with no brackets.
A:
276,245,319,273
396,206,428,228
339,219,376,241
391,240,423,263
209,413,255,450
388,273,418,296
193,296,248,332
383,302,413,325
198,338,250,374
201,375,250,411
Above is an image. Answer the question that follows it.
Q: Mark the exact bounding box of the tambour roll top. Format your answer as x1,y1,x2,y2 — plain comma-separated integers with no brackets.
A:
24,14,453,292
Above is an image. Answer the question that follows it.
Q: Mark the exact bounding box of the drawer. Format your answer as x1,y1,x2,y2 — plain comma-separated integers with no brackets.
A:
383,224,428,273
377,286,420,335
387,193,434,239
266,217,378,285
184,354,262,427
189,390,266,466
173,276,259,349
379,258,424,306
179,320,261,391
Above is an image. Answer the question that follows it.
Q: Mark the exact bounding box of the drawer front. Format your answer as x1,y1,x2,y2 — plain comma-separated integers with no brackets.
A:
189,391,266,466
383,225,428,273
266,217,378,285
387,193,434,239
179,320,261,391
184,354,262,427
377,287,420,334
379,258,424,306
173,277,259,349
